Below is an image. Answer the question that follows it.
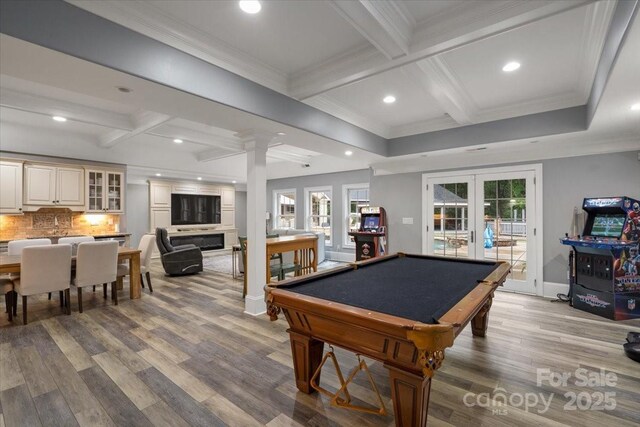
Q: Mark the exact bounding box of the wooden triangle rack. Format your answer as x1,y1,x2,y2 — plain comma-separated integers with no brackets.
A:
310,347,387,416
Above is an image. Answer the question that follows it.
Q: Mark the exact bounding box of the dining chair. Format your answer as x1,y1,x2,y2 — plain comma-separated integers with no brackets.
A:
1,278,14,322
266,234,300,281
13,244,72,324
73,241,119,312
59,236,99,293
7,238,64,304
117,234,155,294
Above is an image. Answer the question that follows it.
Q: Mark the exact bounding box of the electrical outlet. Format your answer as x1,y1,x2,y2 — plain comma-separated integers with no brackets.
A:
402,217,414,225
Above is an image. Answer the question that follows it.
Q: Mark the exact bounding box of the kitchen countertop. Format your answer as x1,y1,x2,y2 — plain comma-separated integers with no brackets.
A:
0,233,131,244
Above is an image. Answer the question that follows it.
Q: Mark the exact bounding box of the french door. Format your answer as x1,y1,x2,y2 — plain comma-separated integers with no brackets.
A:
423,166,540,294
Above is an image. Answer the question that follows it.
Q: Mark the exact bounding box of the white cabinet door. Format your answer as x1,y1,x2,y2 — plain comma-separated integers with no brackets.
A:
0,161,23,213
221,208,234,228
221,187,235,208
86,170,125,213
57,167,84,205
150,209,171,231
150,182,172,207
224,230,238,248
24,164,56,205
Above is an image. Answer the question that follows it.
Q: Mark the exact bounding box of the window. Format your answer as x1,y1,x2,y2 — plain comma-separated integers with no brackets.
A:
273,189,296,229
305,186,332,246
343,183,369,247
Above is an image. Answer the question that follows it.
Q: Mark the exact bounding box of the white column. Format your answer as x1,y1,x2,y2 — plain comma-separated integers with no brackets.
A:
239,131,274,316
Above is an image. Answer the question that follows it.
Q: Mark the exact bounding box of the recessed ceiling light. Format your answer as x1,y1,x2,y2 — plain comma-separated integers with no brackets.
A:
502,61,521,72
383,95,396,104
116,86,132,93
239,0,261,14
277,132,286,136
631,103,640,111
197,177,202,181
52,116,67,122
155,173,162,177
173,138,183,144
232,180,237,184
345,150,353,156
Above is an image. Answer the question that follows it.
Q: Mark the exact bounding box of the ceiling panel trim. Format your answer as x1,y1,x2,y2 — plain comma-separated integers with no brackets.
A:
586,0,638,125
0,0,389,157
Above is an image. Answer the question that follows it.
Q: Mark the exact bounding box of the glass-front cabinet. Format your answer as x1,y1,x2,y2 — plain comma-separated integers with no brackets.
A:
86,169,124,213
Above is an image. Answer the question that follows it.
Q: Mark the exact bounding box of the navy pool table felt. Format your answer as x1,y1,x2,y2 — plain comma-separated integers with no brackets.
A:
278,255,501,324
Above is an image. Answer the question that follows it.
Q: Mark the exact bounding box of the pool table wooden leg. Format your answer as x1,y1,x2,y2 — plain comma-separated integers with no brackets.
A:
386,365,430,427
288,330,324,394
471,294,494,337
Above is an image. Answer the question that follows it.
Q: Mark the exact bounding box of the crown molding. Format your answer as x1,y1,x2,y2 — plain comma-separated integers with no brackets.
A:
576,0,617,100
388,116,461,139
0,87,133,130
372,134,640,176
66,0,289,95
289,0,593,100
475,91,586,124
303,95,391,138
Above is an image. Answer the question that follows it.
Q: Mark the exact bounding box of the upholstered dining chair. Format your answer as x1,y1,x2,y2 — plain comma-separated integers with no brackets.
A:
13,244,72,324
59,236,98,293
1,278,14,322
73,241,119,312
7,238,63,304
117,234,155,294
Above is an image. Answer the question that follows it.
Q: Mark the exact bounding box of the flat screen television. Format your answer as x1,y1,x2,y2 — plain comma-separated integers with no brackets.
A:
171,194,221,225
590,214,626,238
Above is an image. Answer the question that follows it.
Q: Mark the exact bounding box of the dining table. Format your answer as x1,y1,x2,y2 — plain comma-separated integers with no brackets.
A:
0,246,143,299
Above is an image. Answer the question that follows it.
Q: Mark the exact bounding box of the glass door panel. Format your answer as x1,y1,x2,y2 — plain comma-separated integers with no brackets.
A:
107,172,122,211
426,176,475,259
88,171,103,211
476,173,535,293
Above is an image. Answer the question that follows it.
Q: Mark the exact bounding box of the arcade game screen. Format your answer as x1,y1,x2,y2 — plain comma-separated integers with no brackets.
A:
363,216,380,230
590,214,626,238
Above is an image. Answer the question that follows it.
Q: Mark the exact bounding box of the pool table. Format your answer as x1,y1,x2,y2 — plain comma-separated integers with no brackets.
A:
265,253,511,427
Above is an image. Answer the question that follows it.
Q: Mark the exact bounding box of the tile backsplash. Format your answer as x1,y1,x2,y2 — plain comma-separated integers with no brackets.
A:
0,209,119,240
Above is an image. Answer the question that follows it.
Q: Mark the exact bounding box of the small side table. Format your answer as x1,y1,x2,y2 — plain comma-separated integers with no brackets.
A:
232,244,242,279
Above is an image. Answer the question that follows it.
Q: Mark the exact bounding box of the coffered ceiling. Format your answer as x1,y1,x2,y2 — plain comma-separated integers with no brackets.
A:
0,0,638,183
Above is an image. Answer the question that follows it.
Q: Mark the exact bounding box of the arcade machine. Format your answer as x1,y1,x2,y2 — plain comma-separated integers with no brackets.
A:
560,196,640,320
348,206,387,261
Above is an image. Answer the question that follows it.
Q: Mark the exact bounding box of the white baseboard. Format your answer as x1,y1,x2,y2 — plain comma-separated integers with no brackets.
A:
243,294,266,316
326,251,355,263
542,281,570,299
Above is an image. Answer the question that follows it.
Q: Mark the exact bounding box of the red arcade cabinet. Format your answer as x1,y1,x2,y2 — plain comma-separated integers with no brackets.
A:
348,206,388,261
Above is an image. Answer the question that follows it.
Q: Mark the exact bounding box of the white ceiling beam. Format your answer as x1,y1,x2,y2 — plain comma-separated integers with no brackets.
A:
0,88,133,130
196,147,242,162
99,111,172,148
404,59,477,125
151,124,244,152
291,0,594,99
266,150,312,165
328,0,414,60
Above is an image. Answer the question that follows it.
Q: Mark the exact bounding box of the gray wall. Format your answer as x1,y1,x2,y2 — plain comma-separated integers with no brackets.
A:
267,169,371,254
235,190,247,239
370,172,423,254
542,152,639,283
125,183,150,248
370,151,640,285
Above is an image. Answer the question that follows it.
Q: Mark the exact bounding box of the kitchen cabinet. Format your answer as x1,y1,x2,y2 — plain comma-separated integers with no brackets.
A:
150,182,171,208
0,160,23,214
221,186,235,208
86,170,124,213
24,164,84,209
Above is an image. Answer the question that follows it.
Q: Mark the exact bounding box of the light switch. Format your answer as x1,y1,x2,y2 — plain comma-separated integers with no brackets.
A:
402,217,413,225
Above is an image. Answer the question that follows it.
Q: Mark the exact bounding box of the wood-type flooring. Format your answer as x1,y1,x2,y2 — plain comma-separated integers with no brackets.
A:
1,260,639,426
